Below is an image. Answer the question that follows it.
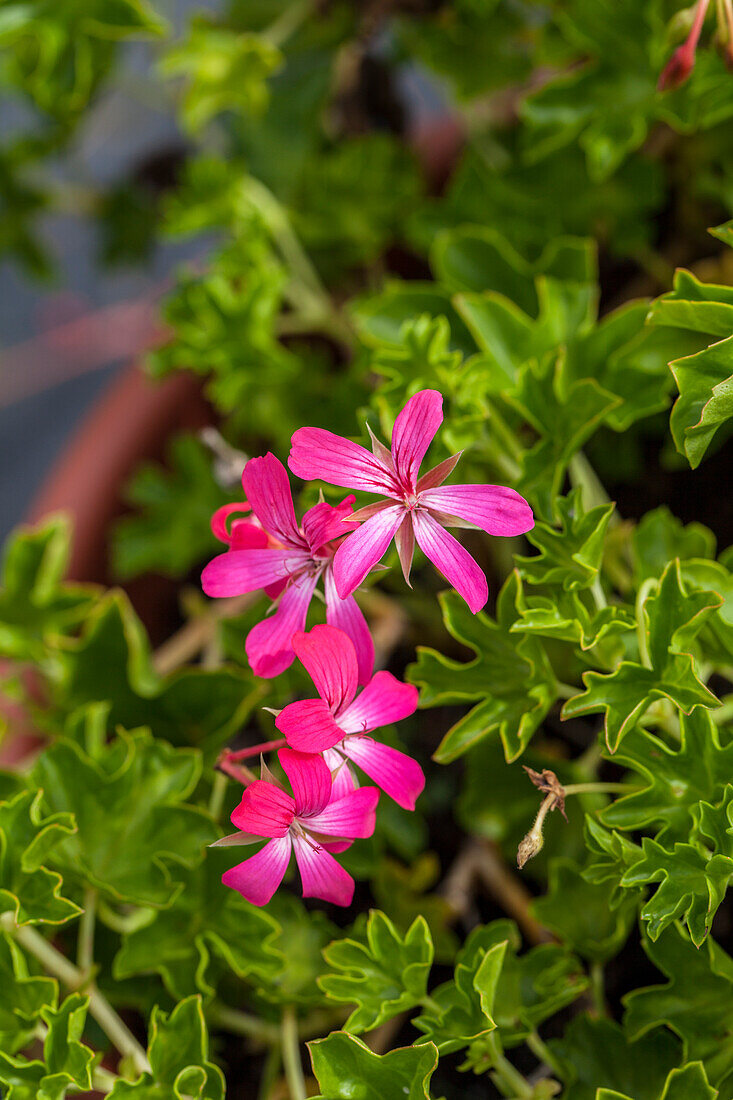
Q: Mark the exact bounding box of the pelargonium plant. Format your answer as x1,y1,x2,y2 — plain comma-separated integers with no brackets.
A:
1,2,733,1098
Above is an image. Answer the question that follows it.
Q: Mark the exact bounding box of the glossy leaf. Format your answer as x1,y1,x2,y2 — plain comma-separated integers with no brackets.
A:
319,910,433,1033
0,790,80,927
308,1032,439,1100
410,576,556,763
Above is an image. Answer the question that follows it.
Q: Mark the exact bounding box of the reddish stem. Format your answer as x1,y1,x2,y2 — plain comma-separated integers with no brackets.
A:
226,738,287,762
216,754,257,786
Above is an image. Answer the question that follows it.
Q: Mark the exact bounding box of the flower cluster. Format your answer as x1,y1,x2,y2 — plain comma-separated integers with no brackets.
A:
204,390,533,906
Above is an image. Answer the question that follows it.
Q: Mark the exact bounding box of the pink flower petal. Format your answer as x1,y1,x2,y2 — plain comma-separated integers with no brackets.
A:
303,786,379,838
211,502,253,544
279,747,332,818
291,623,359,713
333,505,406,599
301,497,358,552
245,572,318,678
324,570,374,686
341,737,425,811
391,389,443,491
222,835,292,906
276,698,345,753
412,510,488,613
289,427,400,496
292,835,354,906
242,453,303,547
231,522,270,551
324,748,358,799
419,484,534,536
338,671,419,734
202,548,308,597
230,780,295,837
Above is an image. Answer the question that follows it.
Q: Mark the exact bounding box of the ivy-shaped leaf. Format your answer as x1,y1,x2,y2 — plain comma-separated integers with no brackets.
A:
0,516,96,661
512,591,635,653
647,267,733,468
409,574,557,763
55,590,252,754
113,853,282,1001
532,858,636,963
308,1032,439,1100
319,910,434,1034
107,996,224,1099
414,918,587,1063
624,925,733,1088
0,930,57,1054
600,708,733,842
515,489,615,591
33,729,217,908
0,993,95,1100
631,508,716,585
549,1013,683,1100
563,560,720,751
0,789,80,927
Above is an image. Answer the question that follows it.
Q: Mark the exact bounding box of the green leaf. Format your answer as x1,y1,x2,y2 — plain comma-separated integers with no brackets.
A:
107,996,224,1099
669,335,733,469
33,728,217,908
409,575,556,763
308,1032,439,1100
632,508,716,585
370,854,458,966
414,919,587,1059
113,853,282,1001
0,993,95,1100
0,516,96,661
621,833,732,946
562,561,720,751
624,925,733,1087
549,1013,682,1100
56,590,252,753
319,910,433,1034
515,489,615,591
0,790,80,926
161,19,282,132
600,708,733,842
0,931,57,1053
657,1063,718,1100
507,352,620,518
112,436,231,580
431,225,595,315
512,592,635,652
532,858,636,963
351,280,476,356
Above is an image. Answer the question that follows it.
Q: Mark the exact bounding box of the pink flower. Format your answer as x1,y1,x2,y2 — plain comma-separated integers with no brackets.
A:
289,389,534,614
201,453,374,682
219,746,379,907
275,625,424,811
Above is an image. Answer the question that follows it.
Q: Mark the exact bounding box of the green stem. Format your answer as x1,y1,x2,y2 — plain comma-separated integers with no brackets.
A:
419,994,441,1015
263,0,313,48
4,918,150,1077
556,681,579,699
208,771,228,822
487,1032,533,1098
563,782,633,796
569,451,612,513
209,1003,279,1043
591,576,607,611
77,886,97,976
258,1041,282,1100
526,1030,563,1079
281,1007,307,1100
489,404,525,466
589,961,607,1016
635,578,657,670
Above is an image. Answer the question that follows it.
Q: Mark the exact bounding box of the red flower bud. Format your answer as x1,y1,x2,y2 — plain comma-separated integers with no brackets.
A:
658,43,696,90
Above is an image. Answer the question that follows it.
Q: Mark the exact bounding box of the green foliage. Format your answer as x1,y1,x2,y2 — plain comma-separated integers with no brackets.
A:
107,996,224,1099
308,1032,439,1100
112,435,231,581
1,2,733,1096
0,790,80,927
410,575,557,763
319,910,433,1033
